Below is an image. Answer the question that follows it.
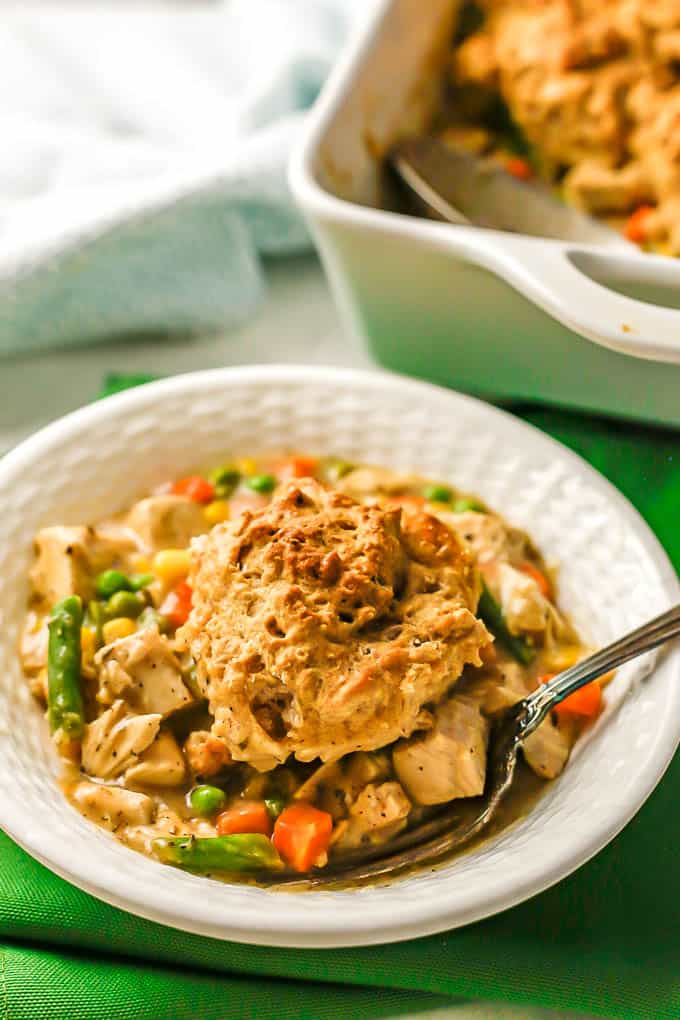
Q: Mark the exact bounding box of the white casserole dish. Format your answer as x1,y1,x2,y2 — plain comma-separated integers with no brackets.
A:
289,0,680,427
0,365,678,946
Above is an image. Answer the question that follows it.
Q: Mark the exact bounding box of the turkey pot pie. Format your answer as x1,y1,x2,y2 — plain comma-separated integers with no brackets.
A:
21,454,604,880
429,0,680,254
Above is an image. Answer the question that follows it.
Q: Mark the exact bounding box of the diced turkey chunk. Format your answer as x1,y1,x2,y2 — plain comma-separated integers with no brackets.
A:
96,629,193,717
71,780,154,831
125,729,186,787
523,715,574,780
184,730,232,778
496,562,552,634
20,612,48,673
335,465,421,497
82,700,160,780
442,512,528,566
294,752,391,820
562,159,649,215
30,526,95,606
30,524,138,607
125,495,206,552
393,695,490,805
333,782,411,850
470,661,530,714
120,804,216,855
467,664,575,780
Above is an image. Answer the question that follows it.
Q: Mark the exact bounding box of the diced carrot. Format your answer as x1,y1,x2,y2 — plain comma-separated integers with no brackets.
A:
539,672,603,718
160,580,193,628
520,561,551,599
172,475,215,503
275,455,319,481
624,205,654,244
505,156,533,180
273,802,333,873
555,681,602,718
216,801,272,837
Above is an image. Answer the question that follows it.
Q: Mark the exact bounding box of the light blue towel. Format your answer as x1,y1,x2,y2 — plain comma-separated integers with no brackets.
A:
0,0,364,355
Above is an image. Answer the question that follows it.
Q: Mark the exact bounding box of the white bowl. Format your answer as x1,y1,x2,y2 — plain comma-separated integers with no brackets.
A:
0,365,677,948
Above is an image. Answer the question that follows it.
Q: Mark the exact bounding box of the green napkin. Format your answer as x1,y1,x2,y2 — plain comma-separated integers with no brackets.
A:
0,376,677,1020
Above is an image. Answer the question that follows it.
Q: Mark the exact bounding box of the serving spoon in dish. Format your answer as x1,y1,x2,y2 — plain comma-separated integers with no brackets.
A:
389,136,628,246
289,602,680,887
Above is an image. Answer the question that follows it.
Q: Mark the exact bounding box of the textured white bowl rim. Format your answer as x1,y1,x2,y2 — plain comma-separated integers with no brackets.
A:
0,364,678,949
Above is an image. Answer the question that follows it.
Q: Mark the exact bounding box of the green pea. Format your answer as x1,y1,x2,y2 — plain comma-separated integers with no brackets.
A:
246,474,276,494
452,497,485,513
423,484,453,503
209,465,240,498
95,569,152,598
95,569,133,598
190,785,226,817
105,590,146,619
130,573,154,590
137,606,171,634
264,796,286,820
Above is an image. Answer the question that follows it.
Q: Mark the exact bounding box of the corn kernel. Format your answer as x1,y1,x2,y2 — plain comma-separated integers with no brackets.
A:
234,456,258,476
130,554,152,574
102,617,137,644
152,548,191,585
80,626,97,672
204,499,231,526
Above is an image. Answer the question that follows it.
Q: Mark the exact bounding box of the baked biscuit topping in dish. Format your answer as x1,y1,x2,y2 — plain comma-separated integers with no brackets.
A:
21,455,606,882
440,0,680,253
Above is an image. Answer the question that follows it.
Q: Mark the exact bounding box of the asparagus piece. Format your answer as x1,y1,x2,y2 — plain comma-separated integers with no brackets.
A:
478,581,535,666
153,834,283,873
47,595,85,741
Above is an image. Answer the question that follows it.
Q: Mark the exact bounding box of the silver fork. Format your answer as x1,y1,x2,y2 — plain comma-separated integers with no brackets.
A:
297,603,680,886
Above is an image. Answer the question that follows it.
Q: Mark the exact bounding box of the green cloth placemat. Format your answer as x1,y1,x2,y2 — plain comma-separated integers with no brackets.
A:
0,375,677,1020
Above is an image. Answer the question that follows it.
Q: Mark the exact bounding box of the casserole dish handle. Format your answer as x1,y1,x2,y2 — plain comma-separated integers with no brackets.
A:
467,233,680,364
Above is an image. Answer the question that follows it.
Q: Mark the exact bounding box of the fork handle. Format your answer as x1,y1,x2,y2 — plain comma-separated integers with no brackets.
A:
522,603,680,733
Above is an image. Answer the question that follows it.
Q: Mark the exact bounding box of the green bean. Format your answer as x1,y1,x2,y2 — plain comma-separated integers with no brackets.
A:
47,596,85,740
152,834,282,873
478,582,535,666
